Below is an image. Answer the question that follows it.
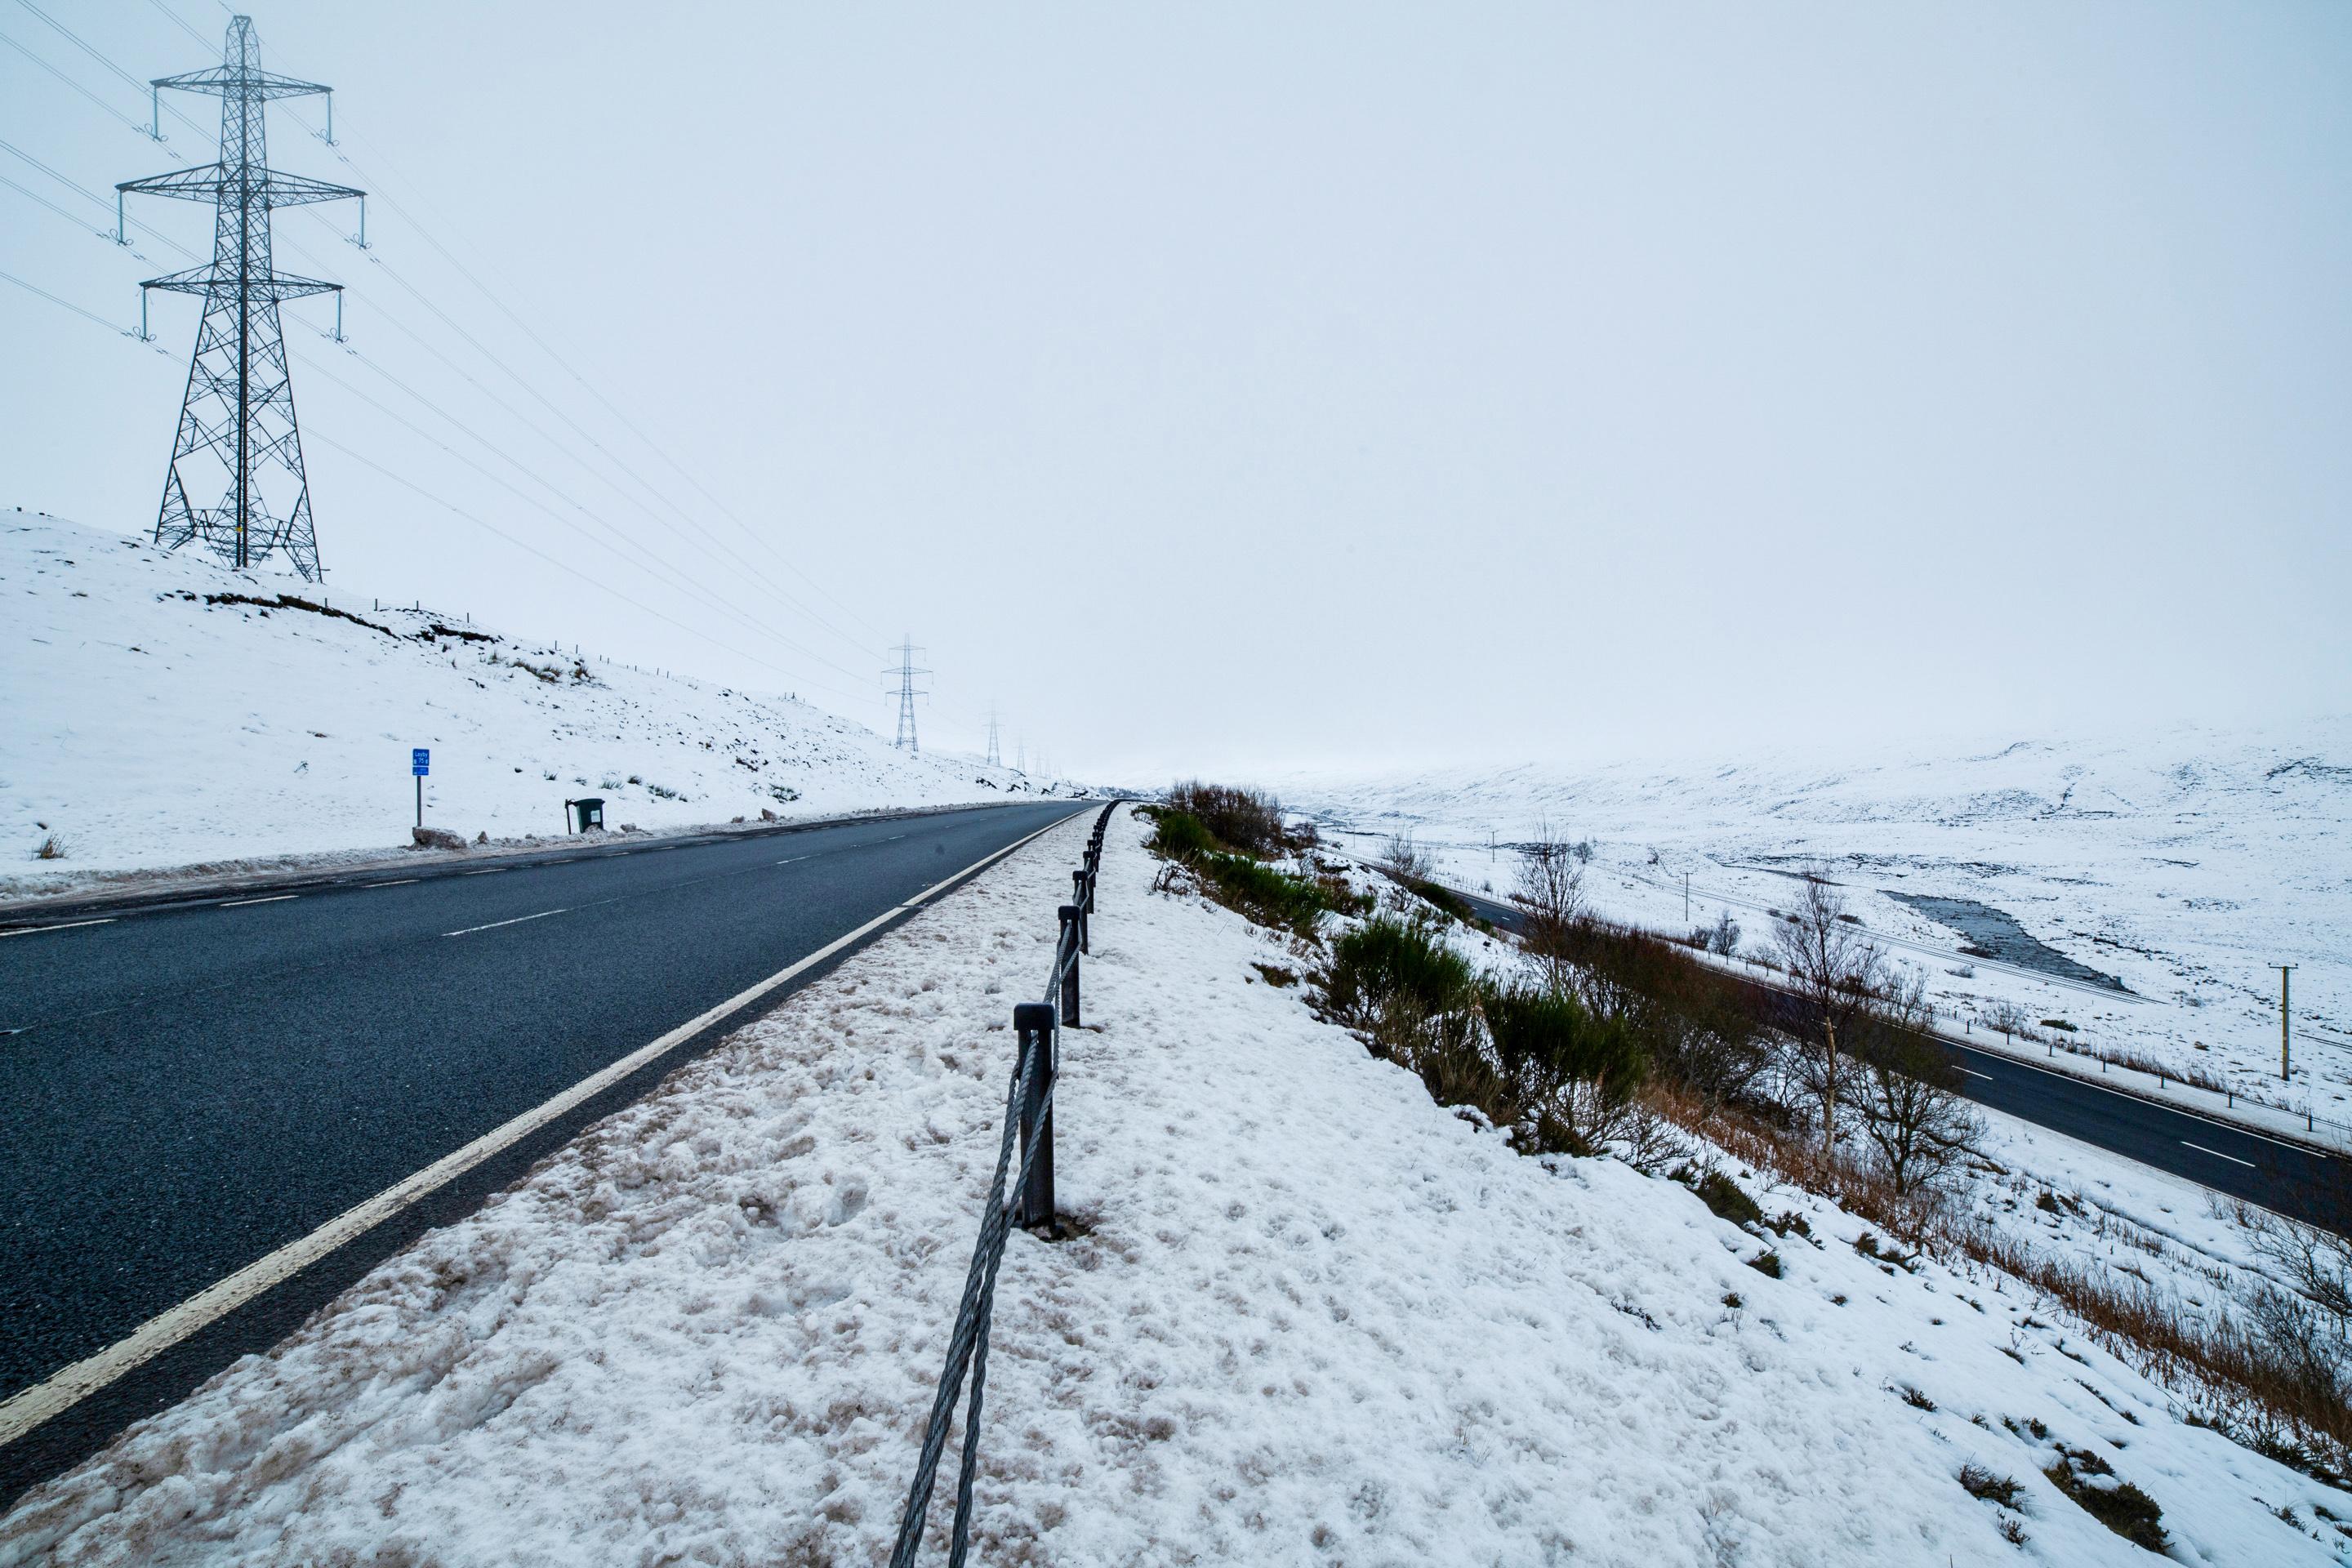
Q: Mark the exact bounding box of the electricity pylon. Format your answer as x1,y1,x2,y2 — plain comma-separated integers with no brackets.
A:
119,15,360,581
883,637,931,754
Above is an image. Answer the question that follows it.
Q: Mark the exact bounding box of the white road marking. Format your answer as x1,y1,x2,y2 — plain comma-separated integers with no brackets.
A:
2181,1141,2256,1169
1958,1067,1994,1081
0,918,117,938
219,895,296,908
776,855,809,865
444,907,569,938
0,805,1089,1452
361,879,420,889
461,868,506,876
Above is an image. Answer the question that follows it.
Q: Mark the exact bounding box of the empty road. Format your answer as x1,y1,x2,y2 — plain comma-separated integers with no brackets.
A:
0,799,1089,1502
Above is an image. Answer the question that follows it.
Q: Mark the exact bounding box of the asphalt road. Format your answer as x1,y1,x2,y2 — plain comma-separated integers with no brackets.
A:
1437,882,2342,1231
0,799,1089,1502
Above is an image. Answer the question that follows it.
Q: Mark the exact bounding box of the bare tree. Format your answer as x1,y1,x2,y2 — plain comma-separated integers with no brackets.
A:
1380,832,1434,881
1980,999,2030,1040
1770,868,1884,1156
2238,1180,2352,1340
1852,971,1983,1194
1511,824,1585,994
1706,909,1741,957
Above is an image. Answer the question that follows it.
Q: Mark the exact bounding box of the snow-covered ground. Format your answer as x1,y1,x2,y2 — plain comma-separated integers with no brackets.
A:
0,512,1062,896
7,807,2344,1565
1277,724,2352,1129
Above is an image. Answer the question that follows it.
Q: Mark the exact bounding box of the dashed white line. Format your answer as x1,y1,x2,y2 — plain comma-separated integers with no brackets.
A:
444,907,570,938
2181,1141,2256,1169
775,855,810,866
1958,1067,1994,1081
361,879,419,889
219,895,296,908
460,868,507,876
0,918,117,938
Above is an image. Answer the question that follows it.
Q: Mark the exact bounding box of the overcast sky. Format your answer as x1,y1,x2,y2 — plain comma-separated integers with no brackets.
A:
4,2,2346,782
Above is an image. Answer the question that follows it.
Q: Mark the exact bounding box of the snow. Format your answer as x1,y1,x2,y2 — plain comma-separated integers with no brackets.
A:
1276,724,2352,1132
0,512,1066,896
6,807,2345,1565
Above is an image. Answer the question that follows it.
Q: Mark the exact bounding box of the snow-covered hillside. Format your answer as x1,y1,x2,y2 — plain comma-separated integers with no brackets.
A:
4,808,2340,1564
1278,724,2352,1122
1,512,1060,894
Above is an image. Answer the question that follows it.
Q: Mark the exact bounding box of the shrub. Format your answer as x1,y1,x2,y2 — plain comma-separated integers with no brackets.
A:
1958,1463,2022,1507
1405,876,1475,924
1483,982,1647,1153
2043,1452,2167,1552
1320,915,1484,1098
1146,807,1216,862
1197,852,1330,938
1681,1167,1763,1228
1322,916,1476,1028
34,833,65,861
1166,781,1289,857
1747,1250,1784,1279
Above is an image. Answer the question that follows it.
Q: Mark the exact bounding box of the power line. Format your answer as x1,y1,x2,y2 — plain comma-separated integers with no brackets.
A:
19,3,959,724
34,13,879,677
307,428,872,702
14,0,151,94
261,84,892,650
0,170,111,235
283,341,883,697
0,265,133,335
0,28,161,138
146,0,214,51
2,129,879,697
16,235,878,710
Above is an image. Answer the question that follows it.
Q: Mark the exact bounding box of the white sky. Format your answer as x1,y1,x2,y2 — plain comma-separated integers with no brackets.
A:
3,2,2347,782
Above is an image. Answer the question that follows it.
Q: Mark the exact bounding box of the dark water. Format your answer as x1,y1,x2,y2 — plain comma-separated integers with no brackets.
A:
1886,892,2129,992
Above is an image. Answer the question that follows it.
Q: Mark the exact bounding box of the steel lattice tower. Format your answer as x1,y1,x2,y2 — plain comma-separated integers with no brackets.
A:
984,704,1001,768
883,637,932,754
119,16,360,581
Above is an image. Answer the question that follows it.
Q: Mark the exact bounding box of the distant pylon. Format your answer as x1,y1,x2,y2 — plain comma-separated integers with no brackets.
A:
1015,738,1027,774
120,16,361,581
882,636,932,754
985,705,1001,768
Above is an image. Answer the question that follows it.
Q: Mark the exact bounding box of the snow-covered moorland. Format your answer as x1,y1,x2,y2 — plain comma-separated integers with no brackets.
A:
5,808,2343,1565
0,512,1054,895
1279,724,2352,1126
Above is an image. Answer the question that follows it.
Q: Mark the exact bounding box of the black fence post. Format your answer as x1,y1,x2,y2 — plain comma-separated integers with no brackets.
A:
1072,871,1092,950
1012,1002,1056,1230
1058,905,1083,1027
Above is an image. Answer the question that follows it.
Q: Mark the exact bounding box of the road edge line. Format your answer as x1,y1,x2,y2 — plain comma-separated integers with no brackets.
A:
0,806,1087,1452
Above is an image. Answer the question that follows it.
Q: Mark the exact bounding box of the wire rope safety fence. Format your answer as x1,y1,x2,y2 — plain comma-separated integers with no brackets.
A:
888,801,1119,1566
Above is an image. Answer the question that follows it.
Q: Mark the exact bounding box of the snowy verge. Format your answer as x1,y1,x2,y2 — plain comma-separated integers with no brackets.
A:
4,809,2345,1565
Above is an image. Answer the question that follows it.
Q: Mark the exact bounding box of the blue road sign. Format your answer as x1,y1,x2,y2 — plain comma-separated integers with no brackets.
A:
412,747,430,777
